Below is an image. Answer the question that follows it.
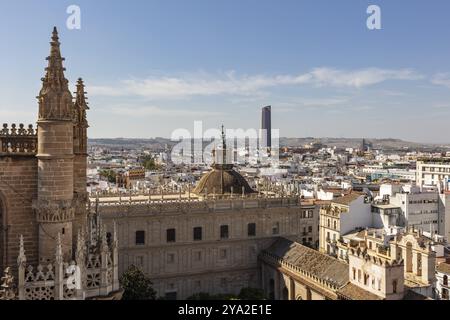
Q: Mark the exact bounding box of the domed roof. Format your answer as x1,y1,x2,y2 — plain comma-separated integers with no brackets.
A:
193,164,255,195
193,124,256,196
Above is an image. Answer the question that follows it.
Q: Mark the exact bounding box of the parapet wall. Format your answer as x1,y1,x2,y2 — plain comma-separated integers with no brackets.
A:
0,123,37,156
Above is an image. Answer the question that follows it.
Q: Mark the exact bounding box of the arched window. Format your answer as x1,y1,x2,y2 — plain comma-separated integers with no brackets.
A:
333,221,337,230
327,219,330,228
444,275,448,286
392,280,398,294
306,287,312,300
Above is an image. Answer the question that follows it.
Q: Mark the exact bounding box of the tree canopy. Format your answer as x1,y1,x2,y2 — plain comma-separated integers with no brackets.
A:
120,265,157,300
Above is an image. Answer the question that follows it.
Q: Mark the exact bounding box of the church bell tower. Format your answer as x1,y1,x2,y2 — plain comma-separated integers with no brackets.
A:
34,27,75,263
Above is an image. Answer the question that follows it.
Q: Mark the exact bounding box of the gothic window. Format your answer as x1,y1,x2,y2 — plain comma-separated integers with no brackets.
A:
444,275,448,286
220,225,229,239
352,268,356,280
392,280,398,294
167,228,176,243
333,221,337,230
364,274,369,286
193,227,202,241
135,230,145,245
248,223,256,237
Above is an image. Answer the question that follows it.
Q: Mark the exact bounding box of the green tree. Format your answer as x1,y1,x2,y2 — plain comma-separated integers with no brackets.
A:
99,169,117,183
141,155,159,170
120,265,157,300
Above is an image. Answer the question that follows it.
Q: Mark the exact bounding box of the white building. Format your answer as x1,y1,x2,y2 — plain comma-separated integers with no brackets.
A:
416,159,450,187
436,263,450,300
319,193,373,257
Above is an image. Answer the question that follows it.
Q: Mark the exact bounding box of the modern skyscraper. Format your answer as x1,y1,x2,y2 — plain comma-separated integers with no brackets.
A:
261,106,271,150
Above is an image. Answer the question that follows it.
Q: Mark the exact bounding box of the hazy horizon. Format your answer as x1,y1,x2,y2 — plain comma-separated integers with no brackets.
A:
2,1,450,143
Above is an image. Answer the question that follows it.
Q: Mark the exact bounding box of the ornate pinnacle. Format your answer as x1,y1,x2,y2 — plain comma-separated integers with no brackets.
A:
74,77,89,126
113,221,118,248
75,78,89,109
38,27,73,121
17,235,27,267
101,225,109,253
55,233,63,264
75,229,85,264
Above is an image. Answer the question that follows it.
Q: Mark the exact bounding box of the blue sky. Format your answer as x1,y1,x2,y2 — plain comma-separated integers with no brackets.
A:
1,0,450,142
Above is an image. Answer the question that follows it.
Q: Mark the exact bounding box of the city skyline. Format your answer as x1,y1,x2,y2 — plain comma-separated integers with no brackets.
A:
1,1,450,143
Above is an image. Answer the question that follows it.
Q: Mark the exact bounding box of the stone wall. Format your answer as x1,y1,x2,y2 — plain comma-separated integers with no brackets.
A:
0,156,38,271
97,197,320,299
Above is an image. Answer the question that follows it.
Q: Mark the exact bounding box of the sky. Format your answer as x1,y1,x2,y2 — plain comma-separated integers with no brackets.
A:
1,0,450,143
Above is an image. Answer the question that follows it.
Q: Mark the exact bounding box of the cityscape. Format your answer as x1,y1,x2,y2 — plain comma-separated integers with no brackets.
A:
0,0,450,310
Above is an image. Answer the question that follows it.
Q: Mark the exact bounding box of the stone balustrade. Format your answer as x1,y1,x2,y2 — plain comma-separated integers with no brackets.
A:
0,123,37,155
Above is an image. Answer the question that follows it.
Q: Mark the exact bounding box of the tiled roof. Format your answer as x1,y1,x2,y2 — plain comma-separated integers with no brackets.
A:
332,193,363,206
337,282,383,300
403,290,431,300
264,238,349,287
437,262,450,275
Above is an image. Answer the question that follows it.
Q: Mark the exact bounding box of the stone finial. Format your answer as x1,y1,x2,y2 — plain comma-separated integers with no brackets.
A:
74,77,89,125
101,225,109,254
55,233,63,264
17,235,27,268
112,220,118,248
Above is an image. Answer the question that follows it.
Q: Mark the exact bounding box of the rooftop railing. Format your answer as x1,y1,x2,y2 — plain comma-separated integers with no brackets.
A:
0,123,37,156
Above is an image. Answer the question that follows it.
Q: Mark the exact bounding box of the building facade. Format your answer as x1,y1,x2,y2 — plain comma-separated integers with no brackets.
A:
260,228,436,300
416,159,450,187
96,195,320,299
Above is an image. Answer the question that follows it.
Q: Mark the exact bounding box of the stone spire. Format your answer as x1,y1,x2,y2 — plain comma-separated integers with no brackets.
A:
38,27,73,121
74,78,89,127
